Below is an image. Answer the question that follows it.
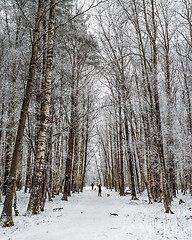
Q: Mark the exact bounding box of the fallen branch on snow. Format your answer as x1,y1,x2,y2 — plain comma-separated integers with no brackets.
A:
53,207,64,211
110,213,118,216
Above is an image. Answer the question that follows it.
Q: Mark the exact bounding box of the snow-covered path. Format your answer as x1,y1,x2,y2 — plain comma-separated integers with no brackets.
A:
0,187,192,240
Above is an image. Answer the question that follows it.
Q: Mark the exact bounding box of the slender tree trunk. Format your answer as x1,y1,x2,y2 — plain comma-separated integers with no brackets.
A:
72,81,80,193
124,116,137,199
2,90,16,196
78,118,85,193
81,115,89,192
62,63,76,200
109,114,114,189
118,94,125,196
2,117,13,196
54,135,61,194
0,101,5,200
72,134,79,193
114,114,119,192
81,97,90,192
25,146,32,193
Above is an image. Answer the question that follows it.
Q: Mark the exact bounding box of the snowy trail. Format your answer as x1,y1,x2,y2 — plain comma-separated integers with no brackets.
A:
0,187,192,240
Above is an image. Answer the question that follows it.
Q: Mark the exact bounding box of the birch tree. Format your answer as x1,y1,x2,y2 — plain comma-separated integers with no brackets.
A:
27,0,56,214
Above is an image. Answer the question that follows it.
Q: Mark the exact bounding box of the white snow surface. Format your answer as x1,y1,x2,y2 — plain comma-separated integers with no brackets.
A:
0,187,192,240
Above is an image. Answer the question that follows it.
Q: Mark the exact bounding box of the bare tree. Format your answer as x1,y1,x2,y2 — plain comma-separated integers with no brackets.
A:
0,0,45,226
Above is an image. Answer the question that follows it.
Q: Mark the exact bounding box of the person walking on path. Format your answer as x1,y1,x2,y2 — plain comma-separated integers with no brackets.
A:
98,184,102,197
91,183,94,190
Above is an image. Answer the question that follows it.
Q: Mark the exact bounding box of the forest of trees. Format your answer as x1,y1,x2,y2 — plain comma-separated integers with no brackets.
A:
0,0,191,227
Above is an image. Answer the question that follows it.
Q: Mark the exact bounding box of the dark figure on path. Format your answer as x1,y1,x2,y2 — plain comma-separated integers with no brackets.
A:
91,183,94,190
98,184,102,197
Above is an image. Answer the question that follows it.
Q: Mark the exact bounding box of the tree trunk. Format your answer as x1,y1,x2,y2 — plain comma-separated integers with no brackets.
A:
72,134,79,193
118,96,125,196
124,116,137,199
81,97,90,192
78,119,85,192
62,63,76,201
24,146,32,193
27,0,55,214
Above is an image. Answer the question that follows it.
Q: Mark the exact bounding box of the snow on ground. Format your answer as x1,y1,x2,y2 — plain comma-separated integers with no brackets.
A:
0,187,192,240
